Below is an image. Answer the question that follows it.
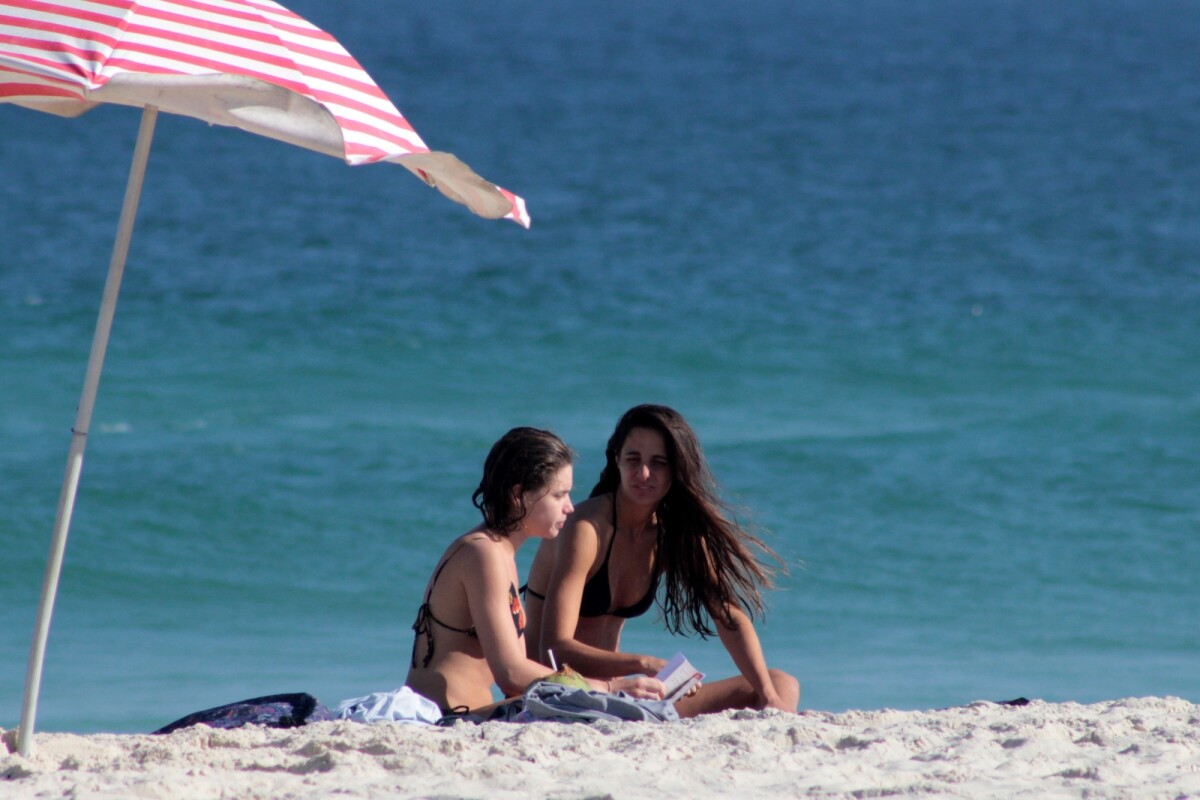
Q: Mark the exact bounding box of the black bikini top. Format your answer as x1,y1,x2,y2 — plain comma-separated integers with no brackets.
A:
410,542,478,668
522,494,660,619
578,493,660,619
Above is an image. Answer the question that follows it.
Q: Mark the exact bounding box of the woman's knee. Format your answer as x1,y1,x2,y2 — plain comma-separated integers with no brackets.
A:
769,668,801,710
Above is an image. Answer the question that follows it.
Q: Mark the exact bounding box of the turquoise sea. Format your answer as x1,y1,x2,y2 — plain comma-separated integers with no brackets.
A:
2,0,1198,733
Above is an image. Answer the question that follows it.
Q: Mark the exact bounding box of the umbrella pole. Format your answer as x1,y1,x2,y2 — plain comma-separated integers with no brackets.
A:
17,106,159,758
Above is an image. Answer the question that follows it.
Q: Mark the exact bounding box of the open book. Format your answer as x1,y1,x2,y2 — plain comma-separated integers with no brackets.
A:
655,652,705,703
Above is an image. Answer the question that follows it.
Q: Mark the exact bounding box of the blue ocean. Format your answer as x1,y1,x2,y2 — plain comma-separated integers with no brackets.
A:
2,0,1198,734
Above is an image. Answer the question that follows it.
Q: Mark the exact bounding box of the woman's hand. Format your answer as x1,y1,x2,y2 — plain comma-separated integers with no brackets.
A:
638,655,668,675
757,689,791,712
608,675,666,700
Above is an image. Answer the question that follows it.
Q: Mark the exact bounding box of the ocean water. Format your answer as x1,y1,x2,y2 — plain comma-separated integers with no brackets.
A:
2,0,1198,734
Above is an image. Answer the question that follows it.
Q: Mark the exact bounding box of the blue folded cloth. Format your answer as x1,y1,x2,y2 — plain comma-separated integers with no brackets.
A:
519,681,678,723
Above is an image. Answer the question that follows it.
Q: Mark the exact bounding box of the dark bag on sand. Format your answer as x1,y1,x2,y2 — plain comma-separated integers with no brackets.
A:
153,692,333,734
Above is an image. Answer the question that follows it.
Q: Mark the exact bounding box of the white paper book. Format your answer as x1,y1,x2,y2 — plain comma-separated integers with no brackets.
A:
655,652,705,703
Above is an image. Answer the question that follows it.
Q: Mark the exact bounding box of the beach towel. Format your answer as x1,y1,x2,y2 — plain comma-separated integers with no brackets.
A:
335,687,442,725
518,681,678,723
153,692,333,734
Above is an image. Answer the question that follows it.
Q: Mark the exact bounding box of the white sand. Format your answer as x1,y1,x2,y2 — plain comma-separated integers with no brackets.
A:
3,696,1198,799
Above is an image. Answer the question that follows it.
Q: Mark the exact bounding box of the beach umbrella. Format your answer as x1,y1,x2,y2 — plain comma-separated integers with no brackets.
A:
1,0,530,756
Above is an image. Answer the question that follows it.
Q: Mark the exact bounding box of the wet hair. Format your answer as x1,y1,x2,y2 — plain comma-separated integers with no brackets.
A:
591,404,783,637
473,427,574,536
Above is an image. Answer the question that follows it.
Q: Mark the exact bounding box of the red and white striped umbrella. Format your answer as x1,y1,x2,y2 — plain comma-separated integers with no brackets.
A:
0,0,529,224
1,0,529,756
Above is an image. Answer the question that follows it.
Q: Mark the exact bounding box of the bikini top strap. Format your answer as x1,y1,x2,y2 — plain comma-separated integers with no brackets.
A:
425,540,468,602
411,539,476,669
606,491,620,560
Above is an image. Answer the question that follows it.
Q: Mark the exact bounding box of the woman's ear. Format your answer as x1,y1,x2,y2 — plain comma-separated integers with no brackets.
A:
510,484,524,513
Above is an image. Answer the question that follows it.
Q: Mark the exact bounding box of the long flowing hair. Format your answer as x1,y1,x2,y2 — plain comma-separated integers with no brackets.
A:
590,405,783,636
473,427,574,536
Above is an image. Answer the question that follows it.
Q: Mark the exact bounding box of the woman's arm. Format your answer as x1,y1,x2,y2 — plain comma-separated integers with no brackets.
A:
461,543,558,698
713,604,791,711
540,516,666,681
463,539,661,698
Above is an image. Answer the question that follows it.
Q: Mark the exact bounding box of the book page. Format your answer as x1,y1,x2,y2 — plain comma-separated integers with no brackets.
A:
655,652,705,703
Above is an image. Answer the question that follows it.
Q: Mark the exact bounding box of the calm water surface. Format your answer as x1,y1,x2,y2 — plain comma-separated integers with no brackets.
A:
1,0,1197,732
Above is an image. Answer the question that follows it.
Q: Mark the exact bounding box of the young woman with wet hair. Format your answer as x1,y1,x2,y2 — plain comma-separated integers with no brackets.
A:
524,405,799,716
405,426,661,715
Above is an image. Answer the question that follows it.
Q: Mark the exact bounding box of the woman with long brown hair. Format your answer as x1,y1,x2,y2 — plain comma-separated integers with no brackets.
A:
524,405,799,716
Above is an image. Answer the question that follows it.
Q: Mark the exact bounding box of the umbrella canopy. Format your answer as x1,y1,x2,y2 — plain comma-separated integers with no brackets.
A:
2,0,529,756
0,0,530,224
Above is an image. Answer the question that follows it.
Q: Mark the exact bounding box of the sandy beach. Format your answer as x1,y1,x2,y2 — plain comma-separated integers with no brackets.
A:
3,696,1197,799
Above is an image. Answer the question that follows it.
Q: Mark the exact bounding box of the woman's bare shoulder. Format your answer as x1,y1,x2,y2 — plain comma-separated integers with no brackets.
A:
554,495,610,559
531,496,609,571
444,529,508,569
566,494,610,528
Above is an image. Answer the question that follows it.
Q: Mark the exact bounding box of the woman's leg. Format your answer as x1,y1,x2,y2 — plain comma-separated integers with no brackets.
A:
672,668,800,717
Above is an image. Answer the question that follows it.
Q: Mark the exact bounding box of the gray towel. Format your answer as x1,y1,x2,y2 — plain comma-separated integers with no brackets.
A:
520,681,679,723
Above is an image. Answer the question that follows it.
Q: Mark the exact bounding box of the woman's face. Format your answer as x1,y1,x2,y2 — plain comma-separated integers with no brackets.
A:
518,464,575,539
616,426,672,507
